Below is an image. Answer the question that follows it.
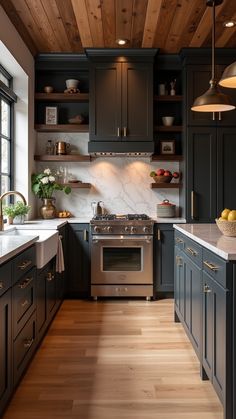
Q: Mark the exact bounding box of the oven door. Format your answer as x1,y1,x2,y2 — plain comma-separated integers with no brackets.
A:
91,235,153,284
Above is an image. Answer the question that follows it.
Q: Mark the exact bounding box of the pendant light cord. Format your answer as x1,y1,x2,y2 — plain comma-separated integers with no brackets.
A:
211,0,215,82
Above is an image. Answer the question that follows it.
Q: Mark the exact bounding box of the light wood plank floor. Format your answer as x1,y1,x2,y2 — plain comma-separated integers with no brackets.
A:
3,299,223,419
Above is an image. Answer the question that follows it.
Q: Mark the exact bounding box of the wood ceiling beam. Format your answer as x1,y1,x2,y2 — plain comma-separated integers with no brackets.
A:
71,0,93,48
142,0,162,47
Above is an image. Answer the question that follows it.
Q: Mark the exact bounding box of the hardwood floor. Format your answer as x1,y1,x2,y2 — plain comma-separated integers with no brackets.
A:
3,299,223,419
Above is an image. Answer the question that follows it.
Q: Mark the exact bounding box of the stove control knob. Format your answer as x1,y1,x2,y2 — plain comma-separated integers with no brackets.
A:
107,226,113,233
124,226,130,233
94,226,100,233
143,226,149,233
131,226,137,234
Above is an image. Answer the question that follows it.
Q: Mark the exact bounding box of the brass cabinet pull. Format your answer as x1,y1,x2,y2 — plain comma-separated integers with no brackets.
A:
21,299,29,308
186,247,197,257
157,229,161,241
46,272,55,282
123,127,127,137
18,277,33,289
83,229,88,241
203,261,219,271
18,260,32,270
175,237,183,244
23,338,34,349
191,191,196,220
117,127,120,137
212,112,215,121
218,111,221,121
0,281,4,289
176,256,183,266
204,284,212,293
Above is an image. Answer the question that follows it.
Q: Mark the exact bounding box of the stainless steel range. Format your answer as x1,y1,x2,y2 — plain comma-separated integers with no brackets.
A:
90,214,154,300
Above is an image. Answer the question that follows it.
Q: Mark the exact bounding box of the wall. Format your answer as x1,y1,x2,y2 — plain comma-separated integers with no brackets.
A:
0,5,35,213
36,133,180,218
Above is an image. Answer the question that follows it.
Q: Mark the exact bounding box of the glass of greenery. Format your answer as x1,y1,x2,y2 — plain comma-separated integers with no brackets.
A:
3,201,31,224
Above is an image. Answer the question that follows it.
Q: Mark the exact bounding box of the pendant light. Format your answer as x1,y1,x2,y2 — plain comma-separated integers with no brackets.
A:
191,0,235,112
219,61,236,88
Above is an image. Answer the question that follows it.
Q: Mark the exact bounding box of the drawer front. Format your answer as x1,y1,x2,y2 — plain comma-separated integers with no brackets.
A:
13,311,36,386
183,237,202,267
0,261,12,297
203,248,227,288
91,285,153,297
174,232,185,249
13,246,36,284
13,268,36,339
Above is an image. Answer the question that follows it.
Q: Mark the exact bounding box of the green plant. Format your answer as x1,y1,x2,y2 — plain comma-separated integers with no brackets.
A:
31,168,71,198
3,201,31,218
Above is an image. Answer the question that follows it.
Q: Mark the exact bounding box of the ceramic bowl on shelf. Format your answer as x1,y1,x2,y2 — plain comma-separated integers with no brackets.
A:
215,218,236,237
66,79,79,89
43,86,53,93
153,175,172,183
162,116,174,126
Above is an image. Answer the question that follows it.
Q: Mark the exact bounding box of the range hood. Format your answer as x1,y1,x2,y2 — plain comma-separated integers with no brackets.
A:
88,141,154,157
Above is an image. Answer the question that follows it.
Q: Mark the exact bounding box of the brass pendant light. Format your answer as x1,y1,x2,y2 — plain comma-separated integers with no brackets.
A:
191,0,235,112
219,61,236,88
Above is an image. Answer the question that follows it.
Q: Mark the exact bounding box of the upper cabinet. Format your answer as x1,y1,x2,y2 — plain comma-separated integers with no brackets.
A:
87,49,157,143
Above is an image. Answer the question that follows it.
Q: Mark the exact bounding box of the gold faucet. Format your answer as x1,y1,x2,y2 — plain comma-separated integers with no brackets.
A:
0,191,27,231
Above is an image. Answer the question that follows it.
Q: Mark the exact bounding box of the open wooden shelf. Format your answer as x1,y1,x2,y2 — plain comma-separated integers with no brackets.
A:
154,125,182,132
35,93,89,102
60,182,91,188
151,154,183,161
35,124,89,133
154,95,183,102
151,182,182,189
34,154,91,162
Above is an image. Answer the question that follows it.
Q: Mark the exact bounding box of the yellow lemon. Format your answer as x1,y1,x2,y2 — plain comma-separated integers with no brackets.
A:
228,210,236,221
221,208,231,219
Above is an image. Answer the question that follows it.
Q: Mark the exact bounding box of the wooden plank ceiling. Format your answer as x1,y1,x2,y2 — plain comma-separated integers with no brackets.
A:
0,0,236,56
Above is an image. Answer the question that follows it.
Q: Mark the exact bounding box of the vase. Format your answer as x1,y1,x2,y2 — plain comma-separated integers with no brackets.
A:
40,198,56,219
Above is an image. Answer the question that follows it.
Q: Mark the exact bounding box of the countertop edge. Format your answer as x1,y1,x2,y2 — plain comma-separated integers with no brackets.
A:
0,237,38,265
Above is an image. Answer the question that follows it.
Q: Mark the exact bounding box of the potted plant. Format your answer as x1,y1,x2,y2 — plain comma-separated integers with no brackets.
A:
31,168,71,219
3,201,31,224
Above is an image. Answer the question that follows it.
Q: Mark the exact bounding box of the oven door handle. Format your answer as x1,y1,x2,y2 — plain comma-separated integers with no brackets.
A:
92,235,153,242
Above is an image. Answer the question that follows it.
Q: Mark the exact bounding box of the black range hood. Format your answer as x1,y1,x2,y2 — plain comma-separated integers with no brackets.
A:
88,140,154,157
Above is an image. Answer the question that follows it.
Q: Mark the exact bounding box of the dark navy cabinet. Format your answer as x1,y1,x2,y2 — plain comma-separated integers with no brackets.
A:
154,224,174,293
67,224,90,298
0,288,12,414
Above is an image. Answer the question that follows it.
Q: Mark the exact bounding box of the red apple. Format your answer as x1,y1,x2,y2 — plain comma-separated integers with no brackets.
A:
164,170,172,177
173,171,179,179
156,168,165,176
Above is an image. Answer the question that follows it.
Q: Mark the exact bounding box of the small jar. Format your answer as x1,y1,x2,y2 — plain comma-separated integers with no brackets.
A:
46,140,54,155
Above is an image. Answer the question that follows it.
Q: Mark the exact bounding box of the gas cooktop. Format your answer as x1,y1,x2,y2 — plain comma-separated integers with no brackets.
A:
92,213,151,221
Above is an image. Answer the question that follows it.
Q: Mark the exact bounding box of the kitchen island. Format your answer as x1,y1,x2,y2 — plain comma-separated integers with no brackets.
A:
173,223,236,419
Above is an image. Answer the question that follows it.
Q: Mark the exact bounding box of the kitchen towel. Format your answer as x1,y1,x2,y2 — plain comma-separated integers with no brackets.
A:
56,235,65,273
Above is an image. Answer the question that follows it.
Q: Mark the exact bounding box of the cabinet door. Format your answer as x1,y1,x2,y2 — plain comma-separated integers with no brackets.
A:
155,225,174,292
0,289,12,415
217,127,236,214
46,259,57,322
36,265,48,341
89,62,122,141
67,224,90,298
184,255,202,359
174,247,185,321
202,271,227,404
122,62,153,142
186,127,217,222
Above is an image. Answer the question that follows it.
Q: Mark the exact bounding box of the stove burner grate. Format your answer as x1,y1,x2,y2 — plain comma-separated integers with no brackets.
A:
92,213,150,221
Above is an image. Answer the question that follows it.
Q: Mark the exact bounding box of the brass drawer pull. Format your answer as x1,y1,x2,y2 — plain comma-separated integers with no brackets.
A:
204,284,212,293
23,338,34,349
175,237,183,244
123,127,127,137
46,272,55,282
21,299,29,308
186,247,197,257
176,256,183,267
115,287,128,292
83,229,88,241
157,229,161,241
18,277,33,289
18,260,32,270
0,281,4,289
117,127,120,137
203,261,219,271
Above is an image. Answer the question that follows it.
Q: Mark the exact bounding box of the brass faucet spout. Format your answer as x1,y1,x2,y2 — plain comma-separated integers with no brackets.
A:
0,191,27,231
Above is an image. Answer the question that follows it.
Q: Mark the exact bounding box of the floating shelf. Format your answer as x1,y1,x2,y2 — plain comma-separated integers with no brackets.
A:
154,95,183,102
151,154,183,162
34,154,91,162
35,93,89,102
61,182,91,188
154,125,182,132
35,124,89,133
151,183,182,189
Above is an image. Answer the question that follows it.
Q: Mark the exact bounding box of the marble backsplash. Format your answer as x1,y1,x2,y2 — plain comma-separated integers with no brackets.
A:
36,133,180,219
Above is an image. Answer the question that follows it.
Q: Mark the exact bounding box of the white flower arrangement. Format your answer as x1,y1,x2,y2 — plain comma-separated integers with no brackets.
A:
31,168,71,199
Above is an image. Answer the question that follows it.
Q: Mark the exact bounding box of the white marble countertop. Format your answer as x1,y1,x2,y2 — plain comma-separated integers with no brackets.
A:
0,235,38,265
174,223,236,261
153,217,186,223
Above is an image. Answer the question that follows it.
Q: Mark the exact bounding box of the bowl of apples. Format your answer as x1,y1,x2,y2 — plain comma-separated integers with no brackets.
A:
150,168,179,183
216,208,236,237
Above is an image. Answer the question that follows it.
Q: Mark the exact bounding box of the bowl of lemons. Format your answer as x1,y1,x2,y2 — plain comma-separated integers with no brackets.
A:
216,208,236,237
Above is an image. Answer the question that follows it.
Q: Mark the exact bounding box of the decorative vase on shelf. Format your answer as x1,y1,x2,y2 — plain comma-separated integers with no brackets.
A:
40,198,56,219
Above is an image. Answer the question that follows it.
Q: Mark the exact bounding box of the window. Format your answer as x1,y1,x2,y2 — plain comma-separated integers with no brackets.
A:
0,65,17,196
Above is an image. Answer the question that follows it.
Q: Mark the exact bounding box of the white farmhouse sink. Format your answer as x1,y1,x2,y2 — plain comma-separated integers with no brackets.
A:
5,229,58,269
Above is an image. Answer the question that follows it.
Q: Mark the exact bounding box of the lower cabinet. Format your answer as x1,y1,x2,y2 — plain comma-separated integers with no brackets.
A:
67,224,90,298
174,230,233,419
154,224,174,293
0,288,12,414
